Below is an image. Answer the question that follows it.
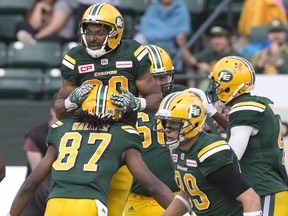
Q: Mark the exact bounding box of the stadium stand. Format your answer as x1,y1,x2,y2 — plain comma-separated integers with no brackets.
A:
0,68,43,100
0,0,34,15
6,41,62,70
0,14,25,43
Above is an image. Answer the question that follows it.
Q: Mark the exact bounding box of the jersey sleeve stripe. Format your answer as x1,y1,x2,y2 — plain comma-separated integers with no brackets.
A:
51,121,63,128
197,140,227,158
231,101,266,110
134,45,146,57
136,49,148,61
124,129,139,135
64,54,76,65
229,106,265,115
62,59,75,70
198,145,231,162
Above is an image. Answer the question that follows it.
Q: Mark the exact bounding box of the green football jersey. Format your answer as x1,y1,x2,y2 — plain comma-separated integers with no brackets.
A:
130,86,186,196
226,94,288,196
130,112,179,196
172,132,243,216
46,119,142,206
61,39,151,124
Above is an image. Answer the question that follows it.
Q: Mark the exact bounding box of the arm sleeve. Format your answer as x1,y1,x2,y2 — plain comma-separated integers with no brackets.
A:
228,125,257,160
207,164,250,199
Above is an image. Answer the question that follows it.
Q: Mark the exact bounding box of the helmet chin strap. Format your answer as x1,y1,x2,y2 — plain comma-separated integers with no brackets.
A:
224,83,245,105
83,34,112,58
166,139,180,150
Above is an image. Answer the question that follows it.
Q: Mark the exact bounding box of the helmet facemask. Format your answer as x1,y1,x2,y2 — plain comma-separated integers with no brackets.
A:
78,3,124,58
79,22,116,58
153,70,174,97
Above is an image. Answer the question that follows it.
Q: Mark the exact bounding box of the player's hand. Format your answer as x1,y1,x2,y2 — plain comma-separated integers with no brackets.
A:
65,83,94,112
187,88,217,117
111,88,141,112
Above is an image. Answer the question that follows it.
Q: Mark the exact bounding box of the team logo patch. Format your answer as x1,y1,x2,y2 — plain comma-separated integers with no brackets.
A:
78,64,95,74
115,61,133,68
115,16,124,29
172,154,178,162
189,104,202,118
218,70,233,82
180,153,185,160
186,159,198,167
101,59,108,65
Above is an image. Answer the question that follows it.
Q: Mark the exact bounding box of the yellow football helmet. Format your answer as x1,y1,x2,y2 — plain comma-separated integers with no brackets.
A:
155,92,206,149
79,3,124,58
146,45,174,97
82,85,122,119
207,56,255,104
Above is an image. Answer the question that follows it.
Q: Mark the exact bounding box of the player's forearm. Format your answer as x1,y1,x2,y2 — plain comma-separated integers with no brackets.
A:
212,112,228,130
142,94,163,113
53,98,73,120
10,182,38,216
236,188,262,213
149,182,174,209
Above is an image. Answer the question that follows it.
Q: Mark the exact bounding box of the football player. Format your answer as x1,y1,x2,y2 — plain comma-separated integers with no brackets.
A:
156,91,262,216
10,85,174,216
123,45,186,216
207,56,288,216
52,4,163,215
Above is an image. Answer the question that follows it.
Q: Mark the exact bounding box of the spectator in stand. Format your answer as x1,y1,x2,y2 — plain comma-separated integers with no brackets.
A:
133,0,191,73
251,18,288,74
21,95,58,216
238,0,287,37
176,21,244,89
16,0,75,44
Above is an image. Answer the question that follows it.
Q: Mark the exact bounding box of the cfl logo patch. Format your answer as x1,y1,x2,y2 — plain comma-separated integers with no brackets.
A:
189,105,201,118
219,70,233,82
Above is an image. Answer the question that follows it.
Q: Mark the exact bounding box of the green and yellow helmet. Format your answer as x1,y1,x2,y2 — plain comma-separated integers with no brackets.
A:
146,45,174,97
155,92,206,149
82,85,122,119
207,56,255,104
79,3,124,58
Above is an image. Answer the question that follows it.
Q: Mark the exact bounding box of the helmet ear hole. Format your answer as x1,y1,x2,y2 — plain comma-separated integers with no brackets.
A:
224,87,230,93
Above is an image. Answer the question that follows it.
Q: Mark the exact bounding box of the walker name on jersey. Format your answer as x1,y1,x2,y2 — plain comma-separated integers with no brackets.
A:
115,61,133,68
78,64,95,74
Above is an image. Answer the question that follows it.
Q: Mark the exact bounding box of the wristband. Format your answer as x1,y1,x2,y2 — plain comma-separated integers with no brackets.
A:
174,195,192,212
138,98,146,111
243,211,262,216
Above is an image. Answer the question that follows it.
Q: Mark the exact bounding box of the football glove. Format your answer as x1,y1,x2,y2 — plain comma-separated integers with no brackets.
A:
187,88,217,117
111,88,143,112
65,83,94,112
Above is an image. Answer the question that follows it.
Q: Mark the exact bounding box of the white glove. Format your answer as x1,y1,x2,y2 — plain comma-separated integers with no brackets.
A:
188,88,217,117
111,88,146,112
65,84,94,112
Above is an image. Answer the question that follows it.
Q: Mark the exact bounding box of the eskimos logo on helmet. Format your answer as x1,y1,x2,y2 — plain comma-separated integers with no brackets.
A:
189,105,201,118
115,16,124,28
218,70,233,82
